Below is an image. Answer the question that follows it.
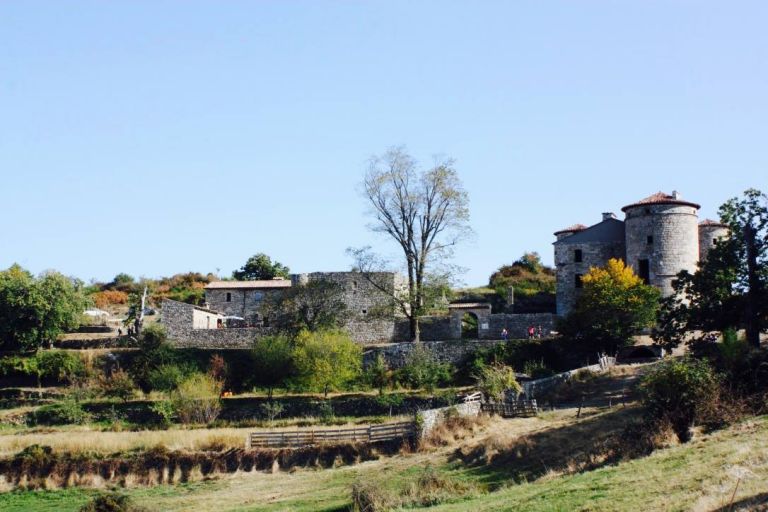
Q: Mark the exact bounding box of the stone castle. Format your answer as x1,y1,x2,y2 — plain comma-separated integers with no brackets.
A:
553,191,728,316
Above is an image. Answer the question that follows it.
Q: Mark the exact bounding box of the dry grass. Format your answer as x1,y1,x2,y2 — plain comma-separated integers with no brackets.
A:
0,419,408,457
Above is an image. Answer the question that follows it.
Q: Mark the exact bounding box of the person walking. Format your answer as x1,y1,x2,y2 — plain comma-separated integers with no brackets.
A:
501,328,509,341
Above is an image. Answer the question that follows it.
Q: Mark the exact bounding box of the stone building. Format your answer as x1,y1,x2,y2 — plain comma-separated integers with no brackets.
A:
554,191,728,316
164,271,406,345
204,279,292,324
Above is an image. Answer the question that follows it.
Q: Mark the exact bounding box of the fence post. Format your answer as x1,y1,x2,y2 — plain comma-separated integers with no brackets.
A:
577,394,584,418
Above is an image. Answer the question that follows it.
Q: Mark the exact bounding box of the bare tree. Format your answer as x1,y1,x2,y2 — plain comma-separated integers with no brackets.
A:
349,147,471,341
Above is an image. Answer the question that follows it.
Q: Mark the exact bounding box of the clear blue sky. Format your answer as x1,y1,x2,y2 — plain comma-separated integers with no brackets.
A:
1,1,765,286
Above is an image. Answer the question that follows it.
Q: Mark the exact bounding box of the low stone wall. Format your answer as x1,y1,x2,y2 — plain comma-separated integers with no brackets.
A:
417,401,482,437
521,356,616,398
169,327,269,349
363,340,509,368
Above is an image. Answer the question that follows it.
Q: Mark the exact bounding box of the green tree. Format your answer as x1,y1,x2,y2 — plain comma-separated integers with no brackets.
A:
261,279,348,335
350,147,472,341
291,329,362,397
251,334,294,399
655,189,767,349
232,253,290,281
0,265,88,351
560,258,660,353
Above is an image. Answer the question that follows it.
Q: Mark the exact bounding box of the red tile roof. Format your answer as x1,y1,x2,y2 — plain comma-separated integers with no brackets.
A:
621,192,700,212
204,280,292,290
553,223,588,236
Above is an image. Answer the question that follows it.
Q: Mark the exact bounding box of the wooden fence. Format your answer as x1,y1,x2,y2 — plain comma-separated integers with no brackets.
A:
481,400,538,418
248,421,416,448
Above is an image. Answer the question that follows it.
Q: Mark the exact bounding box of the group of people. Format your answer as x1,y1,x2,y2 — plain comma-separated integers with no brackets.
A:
499,325,545,341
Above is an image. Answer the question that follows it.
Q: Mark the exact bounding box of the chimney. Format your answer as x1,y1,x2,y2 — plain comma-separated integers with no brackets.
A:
602,212,616,221
672,190,681,199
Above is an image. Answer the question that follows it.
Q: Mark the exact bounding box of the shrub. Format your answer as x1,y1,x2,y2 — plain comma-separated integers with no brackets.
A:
476,363,520,402
396,344,453,392
147,363,195,392
150,399,175,427
170,373,223,424
350,479,398,512
641,358,720,442
99,368,136,402
260,401,284,422
36,350,86,385
364,353,391,395
31,398,92,425
404,464,475,506
79,492,146,512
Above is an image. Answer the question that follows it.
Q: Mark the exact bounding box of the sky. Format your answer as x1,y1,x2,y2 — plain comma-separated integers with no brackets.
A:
1,1,766,287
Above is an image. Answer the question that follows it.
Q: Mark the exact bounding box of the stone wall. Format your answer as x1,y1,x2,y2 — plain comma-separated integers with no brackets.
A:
417,401,482,437
169,326,268,349
363,339,508,368
413,312,556,342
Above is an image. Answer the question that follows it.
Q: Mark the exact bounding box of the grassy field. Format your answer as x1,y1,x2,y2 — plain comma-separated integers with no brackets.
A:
2,407,766,511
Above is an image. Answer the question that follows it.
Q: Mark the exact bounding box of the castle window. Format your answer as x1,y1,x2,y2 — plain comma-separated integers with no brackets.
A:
361,308,368,315
226,292,232,302
575,274,583,289
638,259,650,284
647,235,653,245
644,208,651,214
574,249,583,263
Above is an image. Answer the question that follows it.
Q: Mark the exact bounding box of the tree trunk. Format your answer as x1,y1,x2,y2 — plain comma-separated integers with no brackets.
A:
744,224,761,348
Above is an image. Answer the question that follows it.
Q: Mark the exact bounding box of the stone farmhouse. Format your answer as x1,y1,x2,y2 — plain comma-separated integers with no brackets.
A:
553,191,728,316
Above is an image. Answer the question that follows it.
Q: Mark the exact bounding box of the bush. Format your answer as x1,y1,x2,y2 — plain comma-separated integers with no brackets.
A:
170,373,223,424
396,344,453,392
641,358,720,442
475,363,520,402
31,398,92,425
99,368,136,402
150,399,175,427
350,479,398,512
147,363,195,392
0,350,87,386
80,492,146,512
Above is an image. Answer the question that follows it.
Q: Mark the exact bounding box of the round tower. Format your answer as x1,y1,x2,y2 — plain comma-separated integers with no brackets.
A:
621,191,700,297
698,219,729,262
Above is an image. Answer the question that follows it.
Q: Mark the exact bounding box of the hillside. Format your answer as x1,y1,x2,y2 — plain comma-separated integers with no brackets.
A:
1,376,766,511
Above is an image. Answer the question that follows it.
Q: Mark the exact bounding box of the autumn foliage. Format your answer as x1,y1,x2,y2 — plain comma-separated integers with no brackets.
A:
559,258,660,352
